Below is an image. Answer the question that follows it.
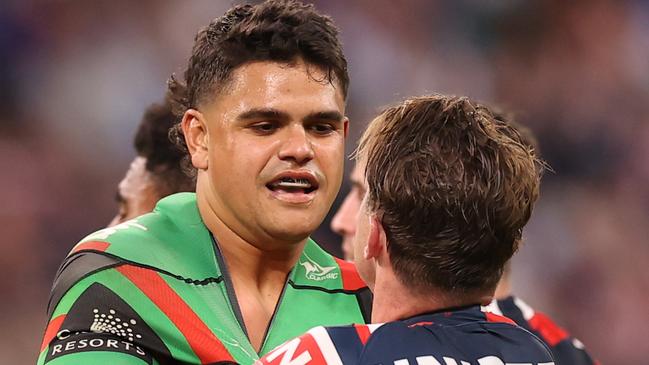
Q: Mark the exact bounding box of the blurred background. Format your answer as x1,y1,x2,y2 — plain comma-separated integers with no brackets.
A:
2,0,648,363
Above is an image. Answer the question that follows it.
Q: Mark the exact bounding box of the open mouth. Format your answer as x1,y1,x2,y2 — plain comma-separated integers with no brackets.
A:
266,176,318,194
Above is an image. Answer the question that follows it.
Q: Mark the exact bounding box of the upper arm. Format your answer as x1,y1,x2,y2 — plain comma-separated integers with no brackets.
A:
38,256,171,365
551,338,599,365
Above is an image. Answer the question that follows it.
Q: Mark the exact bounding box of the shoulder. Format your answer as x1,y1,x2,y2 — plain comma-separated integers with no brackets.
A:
358,312,554,364
495,296,599,364
71,193,208,268
40,265,168,364
47,193,220,321
40,263,236,365
67,193,219,280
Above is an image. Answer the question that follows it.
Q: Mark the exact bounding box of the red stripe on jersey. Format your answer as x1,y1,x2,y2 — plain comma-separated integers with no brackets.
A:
485,311,516,325
40,314,66,352
528,312,569,346
117,265,234,363
71,241,110,254
334,257,367,291
354,324,372,344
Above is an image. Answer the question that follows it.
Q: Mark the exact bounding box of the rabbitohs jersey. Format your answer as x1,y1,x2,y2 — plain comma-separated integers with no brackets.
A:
38,193,371,365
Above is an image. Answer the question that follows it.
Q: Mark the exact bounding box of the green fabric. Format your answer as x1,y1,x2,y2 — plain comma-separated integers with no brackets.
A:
39,193,367,365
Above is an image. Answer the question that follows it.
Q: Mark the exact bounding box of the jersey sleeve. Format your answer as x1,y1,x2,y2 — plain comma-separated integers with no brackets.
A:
495,296,599,365
37,257,169,364
38,250,240,365
528,312,599,365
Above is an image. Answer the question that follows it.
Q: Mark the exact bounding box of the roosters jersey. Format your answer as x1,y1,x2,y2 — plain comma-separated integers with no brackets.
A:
257,305,555,365
486,296,599,365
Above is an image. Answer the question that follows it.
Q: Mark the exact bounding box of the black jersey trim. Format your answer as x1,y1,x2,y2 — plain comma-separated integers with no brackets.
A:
68,250,224,285
288,280,369,295
47,252,122,317
48,250,224,318
210,234,248,339
259,270,292,354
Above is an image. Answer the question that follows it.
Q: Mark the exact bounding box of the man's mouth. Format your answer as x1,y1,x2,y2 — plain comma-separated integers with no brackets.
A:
266,177,318,194
266,172,319,203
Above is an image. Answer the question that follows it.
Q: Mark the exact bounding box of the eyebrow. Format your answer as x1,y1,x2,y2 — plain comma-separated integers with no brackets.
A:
237,108,344,124
303,111,344,124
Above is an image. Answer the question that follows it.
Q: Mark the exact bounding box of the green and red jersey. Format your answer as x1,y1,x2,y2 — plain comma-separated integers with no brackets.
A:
38,193,371,365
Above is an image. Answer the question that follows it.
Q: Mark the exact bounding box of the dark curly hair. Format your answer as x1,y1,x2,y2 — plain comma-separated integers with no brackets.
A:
357,95,545,299
168,0,348,164
134,98,195,196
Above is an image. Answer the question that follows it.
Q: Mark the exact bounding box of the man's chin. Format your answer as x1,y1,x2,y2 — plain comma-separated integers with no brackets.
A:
264,220,320,244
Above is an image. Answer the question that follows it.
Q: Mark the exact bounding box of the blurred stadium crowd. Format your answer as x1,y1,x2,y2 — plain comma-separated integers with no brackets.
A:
1,0,648,363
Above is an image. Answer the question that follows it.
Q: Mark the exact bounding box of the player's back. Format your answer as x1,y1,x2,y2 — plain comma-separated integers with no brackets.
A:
259,305,555,365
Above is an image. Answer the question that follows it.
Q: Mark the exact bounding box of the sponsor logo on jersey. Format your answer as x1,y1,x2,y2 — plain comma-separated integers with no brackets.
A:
300,258,339,281
44,282,169,364
82,219,148,242
88,307,143,343
49,332,148,360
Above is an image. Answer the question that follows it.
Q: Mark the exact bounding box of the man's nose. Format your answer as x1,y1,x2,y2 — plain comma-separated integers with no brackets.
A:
331,192,357,237
278,125,315,164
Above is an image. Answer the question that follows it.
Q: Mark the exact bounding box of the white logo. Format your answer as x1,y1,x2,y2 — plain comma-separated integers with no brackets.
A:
84,220,148,241
89,308,142,343
300,258,338,281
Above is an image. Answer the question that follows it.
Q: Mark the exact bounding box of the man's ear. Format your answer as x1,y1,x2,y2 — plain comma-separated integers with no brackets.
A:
365,215,387,260
181,109,208,170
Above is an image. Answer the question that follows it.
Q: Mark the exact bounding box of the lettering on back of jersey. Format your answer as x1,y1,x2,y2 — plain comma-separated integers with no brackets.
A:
391,356,555,365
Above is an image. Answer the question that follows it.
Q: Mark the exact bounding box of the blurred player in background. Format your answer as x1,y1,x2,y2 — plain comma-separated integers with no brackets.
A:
259,94,552,364
108,97,194,227
331,109,598,365
38,1,370,364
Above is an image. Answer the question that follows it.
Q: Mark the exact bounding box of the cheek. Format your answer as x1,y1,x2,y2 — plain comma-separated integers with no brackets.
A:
316,141,345,183
211,141,270,178
352,218,368,257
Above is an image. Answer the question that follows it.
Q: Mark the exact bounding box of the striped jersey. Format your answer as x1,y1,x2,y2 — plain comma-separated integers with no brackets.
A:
486,296,599,365
38,193,371,365
257,305,555,365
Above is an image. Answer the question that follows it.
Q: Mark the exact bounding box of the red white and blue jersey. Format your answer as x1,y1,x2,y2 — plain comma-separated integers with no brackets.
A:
257,305,555,365
485,296,599,365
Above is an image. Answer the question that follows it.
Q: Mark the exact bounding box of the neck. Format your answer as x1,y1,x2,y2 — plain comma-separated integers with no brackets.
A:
196,185,306,286
370,275,446,322
494,273,511,300
371,267,490,323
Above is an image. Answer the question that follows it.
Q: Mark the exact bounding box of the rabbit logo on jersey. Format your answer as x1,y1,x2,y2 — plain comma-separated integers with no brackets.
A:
300,257,338,281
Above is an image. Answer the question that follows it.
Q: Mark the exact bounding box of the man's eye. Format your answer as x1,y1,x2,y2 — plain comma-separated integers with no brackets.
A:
311,123,335,134
251,122,277,133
